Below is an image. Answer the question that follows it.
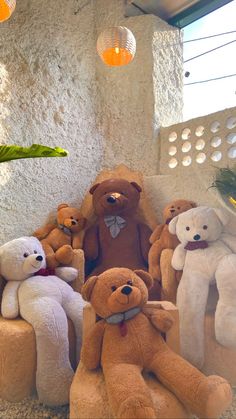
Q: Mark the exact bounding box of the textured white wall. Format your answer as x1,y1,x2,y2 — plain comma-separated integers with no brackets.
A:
0,0,183,243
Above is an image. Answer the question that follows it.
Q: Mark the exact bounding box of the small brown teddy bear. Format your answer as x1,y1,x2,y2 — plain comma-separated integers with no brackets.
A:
34,203,86,268
84,178,151,272
81,267,232,419
148,199,197,282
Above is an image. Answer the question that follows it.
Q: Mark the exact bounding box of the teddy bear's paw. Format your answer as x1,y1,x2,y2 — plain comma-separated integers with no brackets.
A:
118,396,156,419
55,266,78,283
37,366,74,406
46,254,60,269
198,375,232,419
55,245,74,264
149,265,161,282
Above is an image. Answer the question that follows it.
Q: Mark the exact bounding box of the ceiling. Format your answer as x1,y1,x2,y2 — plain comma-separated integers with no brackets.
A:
125,0,234,28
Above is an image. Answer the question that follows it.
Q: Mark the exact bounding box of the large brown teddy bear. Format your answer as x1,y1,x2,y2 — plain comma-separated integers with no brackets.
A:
81,267,232,419
34,203,86,268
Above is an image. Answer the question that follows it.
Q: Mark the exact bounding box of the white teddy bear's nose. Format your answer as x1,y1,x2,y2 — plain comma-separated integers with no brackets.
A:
193,234,201,241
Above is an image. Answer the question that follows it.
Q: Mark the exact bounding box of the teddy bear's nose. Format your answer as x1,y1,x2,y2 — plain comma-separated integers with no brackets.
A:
121,285,132,295
107,195,116,204
193,234,201,241
36,255,43,261
170,209,175,213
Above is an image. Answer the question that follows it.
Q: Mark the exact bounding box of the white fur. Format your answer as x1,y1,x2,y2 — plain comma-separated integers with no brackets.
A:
169,206,236,368
0,236,85,406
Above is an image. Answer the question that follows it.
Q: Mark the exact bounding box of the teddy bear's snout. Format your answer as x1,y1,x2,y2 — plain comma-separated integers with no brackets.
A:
36,255,43,261
193,234,201,241
121,285,132,295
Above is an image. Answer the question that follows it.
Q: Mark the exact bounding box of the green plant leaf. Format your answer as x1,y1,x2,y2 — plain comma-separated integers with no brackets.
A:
0,144,68,163
211,166,236,200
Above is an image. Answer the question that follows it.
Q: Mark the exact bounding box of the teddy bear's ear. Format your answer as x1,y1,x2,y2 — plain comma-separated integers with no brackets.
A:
89,183,100,195
212,208,229,226
134,270,153,289
168,216,179,234
81,276,98,301
58,203,69,211
130,182,142,193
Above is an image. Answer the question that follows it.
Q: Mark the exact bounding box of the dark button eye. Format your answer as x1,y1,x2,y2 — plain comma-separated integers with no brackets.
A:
127,280,133,286
203,225,208,230
23,252,29,258
111,285,117,292
186,226,190,231
34,250,37,254
177,207,180,210
70,216,73,219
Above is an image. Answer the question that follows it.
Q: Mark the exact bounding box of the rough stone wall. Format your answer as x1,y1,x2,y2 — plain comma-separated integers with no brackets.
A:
0,0,183,243
0,0,103,242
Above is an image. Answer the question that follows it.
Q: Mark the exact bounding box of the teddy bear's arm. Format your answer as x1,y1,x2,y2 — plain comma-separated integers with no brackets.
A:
33,223,56,240
72,233,82,249
149,224,165,244
1,281,21,319
143,307,174,333
221,232,236,253
171,244,187,270
138,223,152,262
83,225,99,260
81,320,105,370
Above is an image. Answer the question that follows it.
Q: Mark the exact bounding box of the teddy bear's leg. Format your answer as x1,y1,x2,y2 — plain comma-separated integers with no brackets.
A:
149,346,232,418
55,244,74,265
103,363,156,419
160,248,178,303
62,290,85,362
215,254,236,349
41,240,59,268
20,296,74,406
148,241,163,281
177,273,210,368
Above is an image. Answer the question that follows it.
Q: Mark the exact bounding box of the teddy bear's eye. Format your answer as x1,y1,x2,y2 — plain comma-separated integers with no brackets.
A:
127,280,133,286
186,226,190,231
23,252,29,258
203,225,208,230
111,285,117,292
70,216,73,219
177,207,180,210
34,250,37,254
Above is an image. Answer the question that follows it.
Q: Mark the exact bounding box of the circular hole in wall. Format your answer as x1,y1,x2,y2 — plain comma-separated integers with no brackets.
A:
182,141,191,153
210,121,220,133
168,146,177,156
195,125,205,137
211,151,222,162
182,156,192,166
168,158,178,169
181,128,191,140
196,152,206,164
228,146,236,159
226,133,236,144
210,136,222,148
168,132,177,142
195,139,205,150
226,116,236,129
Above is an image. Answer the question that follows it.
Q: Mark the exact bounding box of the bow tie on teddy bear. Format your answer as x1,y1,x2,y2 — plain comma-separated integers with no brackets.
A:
184,240,208,250
104,215,127,238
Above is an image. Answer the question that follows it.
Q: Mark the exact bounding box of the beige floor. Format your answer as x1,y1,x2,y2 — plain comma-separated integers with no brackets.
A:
0,388,235,419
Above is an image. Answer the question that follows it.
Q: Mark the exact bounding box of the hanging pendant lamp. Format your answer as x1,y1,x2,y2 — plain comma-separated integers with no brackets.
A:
97,26,136,67
0,0,16,22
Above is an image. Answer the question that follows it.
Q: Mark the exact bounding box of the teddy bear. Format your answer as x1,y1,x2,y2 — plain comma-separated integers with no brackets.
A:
148,199,197,302
34,203,86,269
81,267,232,419
0,236,85,406
169,205,236,369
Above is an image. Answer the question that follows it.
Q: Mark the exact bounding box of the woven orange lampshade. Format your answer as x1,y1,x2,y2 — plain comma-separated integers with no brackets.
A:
0,0,16,22
97,26,136,67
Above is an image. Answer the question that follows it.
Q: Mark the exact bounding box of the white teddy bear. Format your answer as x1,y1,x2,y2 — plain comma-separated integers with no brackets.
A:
169,206,236,369
0,236,85,406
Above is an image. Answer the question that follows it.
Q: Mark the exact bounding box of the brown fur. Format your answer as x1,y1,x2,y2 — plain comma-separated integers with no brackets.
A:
83,179,161,298
148,199,196,284
81,268,232,419
34,203,86,268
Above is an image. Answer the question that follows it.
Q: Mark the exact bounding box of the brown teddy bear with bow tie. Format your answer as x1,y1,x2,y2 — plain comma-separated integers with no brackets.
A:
83,178,161,299
34,203,86,268
81,267,232,419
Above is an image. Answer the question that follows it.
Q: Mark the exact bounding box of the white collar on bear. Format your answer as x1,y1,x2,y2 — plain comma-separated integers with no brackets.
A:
105,306,141,324
104,215,127,238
